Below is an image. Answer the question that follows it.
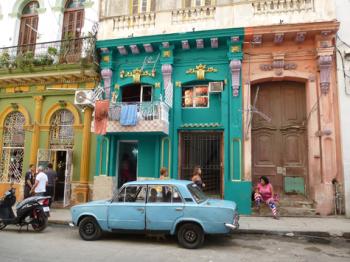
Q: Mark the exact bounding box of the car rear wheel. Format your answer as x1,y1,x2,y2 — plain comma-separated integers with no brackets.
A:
177,223,204,249
79,217,102,241
0,220,6,230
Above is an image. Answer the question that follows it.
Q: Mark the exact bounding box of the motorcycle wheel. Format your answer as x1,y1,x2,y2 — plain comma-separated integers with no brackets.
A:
0,220,6,230
31,210,48,232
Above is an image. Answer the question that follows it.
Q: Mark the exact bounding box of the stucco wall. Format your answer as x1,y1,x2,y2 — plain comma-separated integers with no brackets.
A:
335,0,350,217
98,0,336,40
0,0,99,48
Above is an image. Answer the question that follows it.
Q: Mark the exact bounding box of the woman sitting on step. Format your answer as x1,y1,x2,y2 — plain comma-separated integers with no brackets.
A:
254,176,279,219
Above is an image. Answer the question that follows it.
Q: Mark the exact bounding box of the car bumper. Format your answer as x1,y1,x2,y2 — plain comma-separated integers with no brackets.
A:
225,223,239,231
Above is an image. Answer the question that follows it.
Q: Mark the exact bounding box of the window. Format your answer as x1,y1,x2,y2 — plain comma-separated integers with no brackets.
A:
130,0,156,15
184,0,213,8
117,185,146,202
122,84,152,103
0,112,26,183
182,85,209,108
62,0,84,63
49,109,74,149
147,185,183,203
18,1,39,53
187,183,208,203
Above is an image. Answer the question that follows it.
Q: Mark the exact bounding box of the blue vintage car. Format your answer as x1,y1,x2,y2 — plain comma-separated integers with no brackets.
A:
70,180,239,248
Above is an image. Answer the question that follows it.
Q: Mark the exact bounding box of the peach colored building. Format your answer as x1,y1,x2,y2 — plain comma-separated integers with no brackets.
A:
242,21,342,215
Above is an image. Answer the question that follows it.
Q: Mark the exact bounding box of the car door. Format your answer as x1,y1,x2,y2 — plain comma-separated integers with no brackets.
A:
146,185,185,231
107,185,146,230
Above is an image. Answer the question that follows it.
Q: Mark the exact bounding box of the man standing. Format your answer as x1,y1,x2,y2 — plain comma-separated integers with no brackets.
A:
24,164,35,199
45,163,57,207
30,166,48,196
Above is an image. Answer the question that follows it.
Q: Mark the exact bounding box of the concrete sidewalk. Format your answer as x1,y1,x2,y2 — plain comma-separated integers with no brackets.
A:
49,208,350,239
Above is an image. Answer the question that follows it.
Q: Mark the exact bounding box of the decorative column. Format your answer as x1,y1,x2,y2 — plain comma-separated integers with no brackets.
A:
230,60,242,97
318,55,332,94
161,64,173,107
315,44,338,215
101,68,113,100
30,96,43,165
75,107,93,203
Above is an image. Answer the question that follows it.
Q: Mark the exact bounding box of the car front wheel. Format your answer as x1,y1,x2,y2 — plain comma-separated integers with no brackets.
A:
79,217,102,241
177,223,204,249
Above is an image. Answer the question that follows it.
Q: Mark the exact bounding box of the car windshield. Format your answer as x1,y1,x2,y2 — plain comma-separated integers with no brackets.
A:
187,183,208,203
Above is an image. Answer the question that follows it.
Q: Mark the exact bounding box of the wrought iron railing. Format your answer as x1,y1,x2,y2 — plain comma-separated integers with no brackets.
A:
0,36,96,72
108,101,169,123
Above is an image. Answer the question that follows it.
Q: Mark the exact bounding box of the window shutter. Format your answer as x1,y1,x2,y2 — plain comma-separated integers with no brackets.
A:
184,0,191,8
150,0,156,12
131,0,138,15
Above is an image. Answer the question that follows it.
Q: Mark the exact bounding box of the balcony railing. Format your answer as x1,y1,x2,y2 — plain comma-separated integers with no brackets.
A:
108,101,169,123
93,101,169,134
172,6,216,23
252,0,314,14
112,12,156,30
0,36,96,74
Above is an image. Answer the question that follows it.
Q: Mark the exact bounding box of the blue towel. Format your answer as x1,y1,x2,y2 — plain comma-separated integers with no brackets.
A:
120,104,138,126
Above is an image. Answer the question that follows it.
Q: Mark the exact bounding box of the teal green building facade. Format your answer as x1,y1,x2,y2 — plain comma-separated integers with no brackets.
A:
94,28,251,214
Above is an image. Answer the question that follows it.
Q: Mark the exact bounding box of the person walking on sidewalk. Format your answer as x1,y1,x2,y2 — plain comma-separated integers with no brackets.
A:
254,176,279,219
24,164,36,199
30,166,48,196
45,163,57,207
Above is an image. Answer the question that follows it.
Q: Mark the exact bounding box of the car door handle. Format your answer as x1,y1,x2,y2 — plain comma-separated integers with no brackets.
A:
175,207,183,211
137,208,144,211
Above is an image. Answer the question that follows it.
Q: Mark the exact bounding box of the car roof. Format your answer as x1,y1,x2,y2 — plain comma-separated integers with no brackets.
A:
125,179,193,186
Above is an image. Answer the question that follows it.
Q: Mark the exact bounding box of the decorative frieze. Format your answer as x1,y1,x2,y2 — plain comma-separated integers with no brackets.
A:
230,60,242,97
252,0,314,15
119,68,156,83
186,64,218,80
260,53,297,76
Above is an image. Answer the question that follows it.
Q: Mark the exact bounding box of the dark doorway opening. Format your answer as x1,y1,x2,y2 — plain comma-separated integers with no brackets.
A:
180,132,223,198
54,151,67,201
122,84,152,102
118,141,138,188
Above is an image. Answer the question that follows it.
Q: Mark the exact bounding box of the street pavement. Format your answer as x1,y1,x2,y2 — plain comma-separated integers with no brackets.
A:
49,208,350,238
0,224,349,262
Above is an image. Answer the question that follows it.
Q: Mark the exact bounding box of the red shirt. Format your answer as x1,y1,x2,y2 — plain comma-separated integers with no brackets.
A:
257,183,273,201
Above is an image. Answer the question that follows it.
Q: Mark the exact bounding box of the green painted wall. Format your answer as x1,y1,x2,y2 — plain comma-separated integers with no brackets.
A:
96,28,252,214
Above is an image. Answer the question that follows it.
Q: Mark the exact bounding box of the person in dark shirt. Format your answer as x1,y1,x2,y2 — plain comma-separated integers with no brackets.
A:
24,164,36,199
45,163,57,207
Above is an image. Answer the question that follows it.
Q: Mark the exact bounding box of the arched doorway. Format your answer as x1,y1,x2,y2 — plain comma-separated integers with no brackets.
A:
0,112,26,183
48,109,74,204
18,1,39,53
251,81,308,197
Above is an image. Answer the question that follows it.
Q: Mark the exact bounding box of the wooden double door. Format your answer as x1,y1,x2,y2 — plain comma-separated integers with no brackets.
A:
251,81,307,196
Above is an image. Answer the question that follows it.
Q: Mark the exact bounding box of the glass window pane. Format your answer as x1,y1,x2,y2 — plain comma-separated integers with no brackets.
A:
124,185,145,202
182,87,193,107
172,187,183,203
148,185,172,203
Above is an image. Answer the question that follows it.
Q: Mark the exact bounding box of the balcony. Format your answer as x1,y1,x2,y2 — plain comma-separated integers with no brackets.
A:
92,101,169,134
112,12,156,30
252,0,314,15
172,5,216,23
0,37,98,86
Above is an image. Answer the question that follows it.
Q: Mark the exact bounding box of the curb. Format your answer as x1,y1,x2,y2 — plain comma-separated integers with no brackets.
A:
236,229,350,240
49,220,350,241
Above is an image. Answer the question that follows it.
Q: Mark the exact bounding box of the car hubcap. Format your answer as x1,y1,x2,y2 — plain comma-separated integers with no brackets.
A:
84,222,95,235
184,230,197,243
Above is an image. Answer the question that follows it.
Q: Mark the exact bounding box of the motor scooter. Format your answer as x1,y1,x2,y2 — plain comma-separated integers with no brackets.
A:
0,185,50,232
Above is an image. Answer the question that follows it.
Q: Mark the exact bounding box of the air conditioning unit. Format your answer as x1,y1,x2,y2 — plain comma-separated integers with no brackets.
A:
209,82,223,93
74,90,94,106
